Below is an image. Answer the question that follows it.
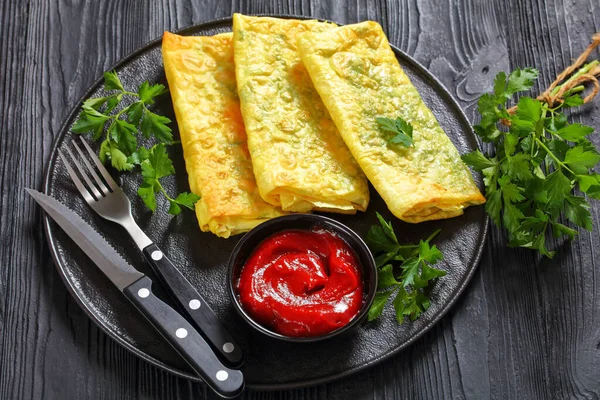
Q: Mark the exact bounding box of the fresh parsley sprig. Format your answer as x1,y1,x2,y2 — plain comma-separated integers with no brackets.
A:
131,144,200,215
376,116,414,147
366,212,446,323
73,71,172,171
463,65,600,257
72,71,199,215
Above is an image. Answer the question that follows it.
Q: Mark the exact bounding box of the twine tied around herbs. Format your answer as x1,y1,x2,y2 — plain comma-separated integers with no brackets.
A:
502,33,600,126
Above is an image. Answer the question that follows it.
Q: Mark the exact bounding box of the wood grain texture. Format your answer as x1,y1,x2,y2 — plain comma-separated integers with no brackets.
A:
1,0,599,399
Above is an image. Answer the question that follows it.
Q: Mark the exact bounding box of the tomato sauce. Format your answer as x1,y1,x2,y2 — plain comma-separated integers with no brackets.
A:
237,228,364,337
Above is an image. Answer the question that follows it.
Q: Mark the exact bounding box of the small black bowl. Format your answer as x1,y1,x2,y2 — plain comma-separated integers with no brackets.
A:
227,214,377,343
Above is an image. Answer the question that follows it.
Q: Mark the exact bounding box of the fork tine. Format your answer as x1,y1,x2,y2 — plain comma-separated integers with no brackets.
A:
79,137,119,191
58,150,97,204
72,140,110,195
63,146,104,201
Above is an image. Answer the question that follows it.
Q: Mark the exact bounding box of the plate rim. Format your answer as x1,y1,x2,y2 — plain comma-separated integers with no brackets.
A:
42,14,489,390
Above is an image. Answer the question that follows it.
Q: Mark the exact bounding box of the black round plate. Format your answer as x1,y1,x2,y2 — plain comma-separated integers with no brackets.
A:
43,16,488,390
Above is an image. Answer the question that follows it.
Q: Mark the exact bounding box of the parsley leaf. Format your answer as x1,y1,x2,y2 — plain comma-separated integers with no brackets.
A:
141,110,173,143
127,102,144,126
555,124,594,142
377,265,400,289
72,113,109,140
173,192,201,211
516,96,542,123
168,201,182,215
108,142,134,171
376,116,414,147
577,174,600,199
551,221,578,240
400,258,420,287
485,189,502,228
146,142,174,179
462,150,496,171
137,183,157,212
563,146,600,174
83,96,110,110
367,291,394,322
544,170,571,209
419,240,443,264
365,212,399,253
167,192,201,215
138,82,167,104
562,94,584,107
505,153,533,181
366,213,445,324
506,68,539,95
493,71,508,97
127,147,149,166
564,195,593,230
103,71,124,91
112,119,138,154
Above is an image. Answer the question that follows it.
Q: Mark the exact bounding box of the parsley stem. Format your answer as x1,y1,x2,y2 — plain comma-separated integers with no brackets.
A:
399,229,442,258
157,181,175,202
396,244,419,249
108,105,130,121
534,137,575,175
402,228,442,258
393,230,441,251
103,106,131,143
565,85,585,95
425,228,442,243
539,107,550,175
551,60,599,96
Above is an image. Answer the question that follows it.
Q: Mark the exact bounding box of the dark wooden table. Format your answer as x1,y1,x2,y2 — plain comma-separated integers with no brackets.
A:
2,1,600,399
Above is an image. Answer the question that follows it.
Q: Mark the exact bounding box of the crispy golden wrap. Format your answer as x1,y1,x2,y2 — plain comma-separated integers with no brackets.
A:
232,14,370,213
298,21,485,223
162,31,285,238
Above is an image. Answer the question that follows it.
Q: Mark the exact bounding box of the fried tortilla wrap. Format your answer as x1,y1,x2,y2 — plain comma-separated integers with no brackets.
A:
232,14,370,213
297,21,485,223
162,31,286,237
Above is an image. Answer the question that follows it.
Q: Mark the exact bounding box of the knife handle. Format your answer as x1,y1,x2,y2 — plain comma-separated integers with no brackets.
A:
141,243,243,368
123,276,244,398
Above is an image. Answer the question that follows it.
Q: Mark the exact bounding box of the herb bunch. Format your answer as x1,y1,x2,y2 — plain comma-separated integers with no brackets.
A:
462,65,600,257
366,213,446,323
72,71,199,215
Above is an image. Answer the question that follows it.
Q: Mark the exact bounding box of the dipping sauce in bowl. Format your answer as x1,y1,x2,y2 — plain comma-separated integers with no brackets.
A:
237,228,363,337
228,214,377,342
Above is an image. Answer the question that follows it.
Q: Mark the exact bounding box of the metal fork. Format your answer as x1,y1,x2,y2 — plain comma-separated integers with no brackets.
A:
59,136,243,368
59,139,151,249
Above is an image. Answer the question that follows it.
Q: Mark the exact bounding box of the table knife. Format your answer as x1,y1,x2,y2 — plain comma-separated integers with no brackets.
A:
26,188,244,399
58,137,243,368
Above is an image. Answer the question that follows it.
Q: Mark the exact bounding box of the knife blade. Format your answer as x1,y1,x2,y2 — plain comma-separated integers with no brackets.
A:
27,188,144,289
26,189,244,398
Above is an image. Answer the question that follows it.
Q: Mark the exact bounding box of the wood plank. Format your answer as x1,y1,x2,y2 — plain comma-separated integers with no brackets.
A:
1,0,599,399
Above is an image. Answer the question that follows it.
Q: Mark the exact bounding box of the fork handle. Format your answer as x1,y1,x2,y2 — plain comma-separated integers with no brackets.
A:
142,243,244,368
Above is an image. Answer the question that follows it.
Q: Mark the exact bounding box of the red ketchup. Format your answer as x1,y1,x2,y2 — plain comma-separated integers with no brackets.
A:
237,228,364,337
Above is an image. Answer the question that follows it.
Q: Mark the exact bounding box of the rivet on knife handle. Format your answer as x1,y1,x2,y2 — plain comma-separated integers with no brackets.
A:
123,276,244,399
142,243,244,368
